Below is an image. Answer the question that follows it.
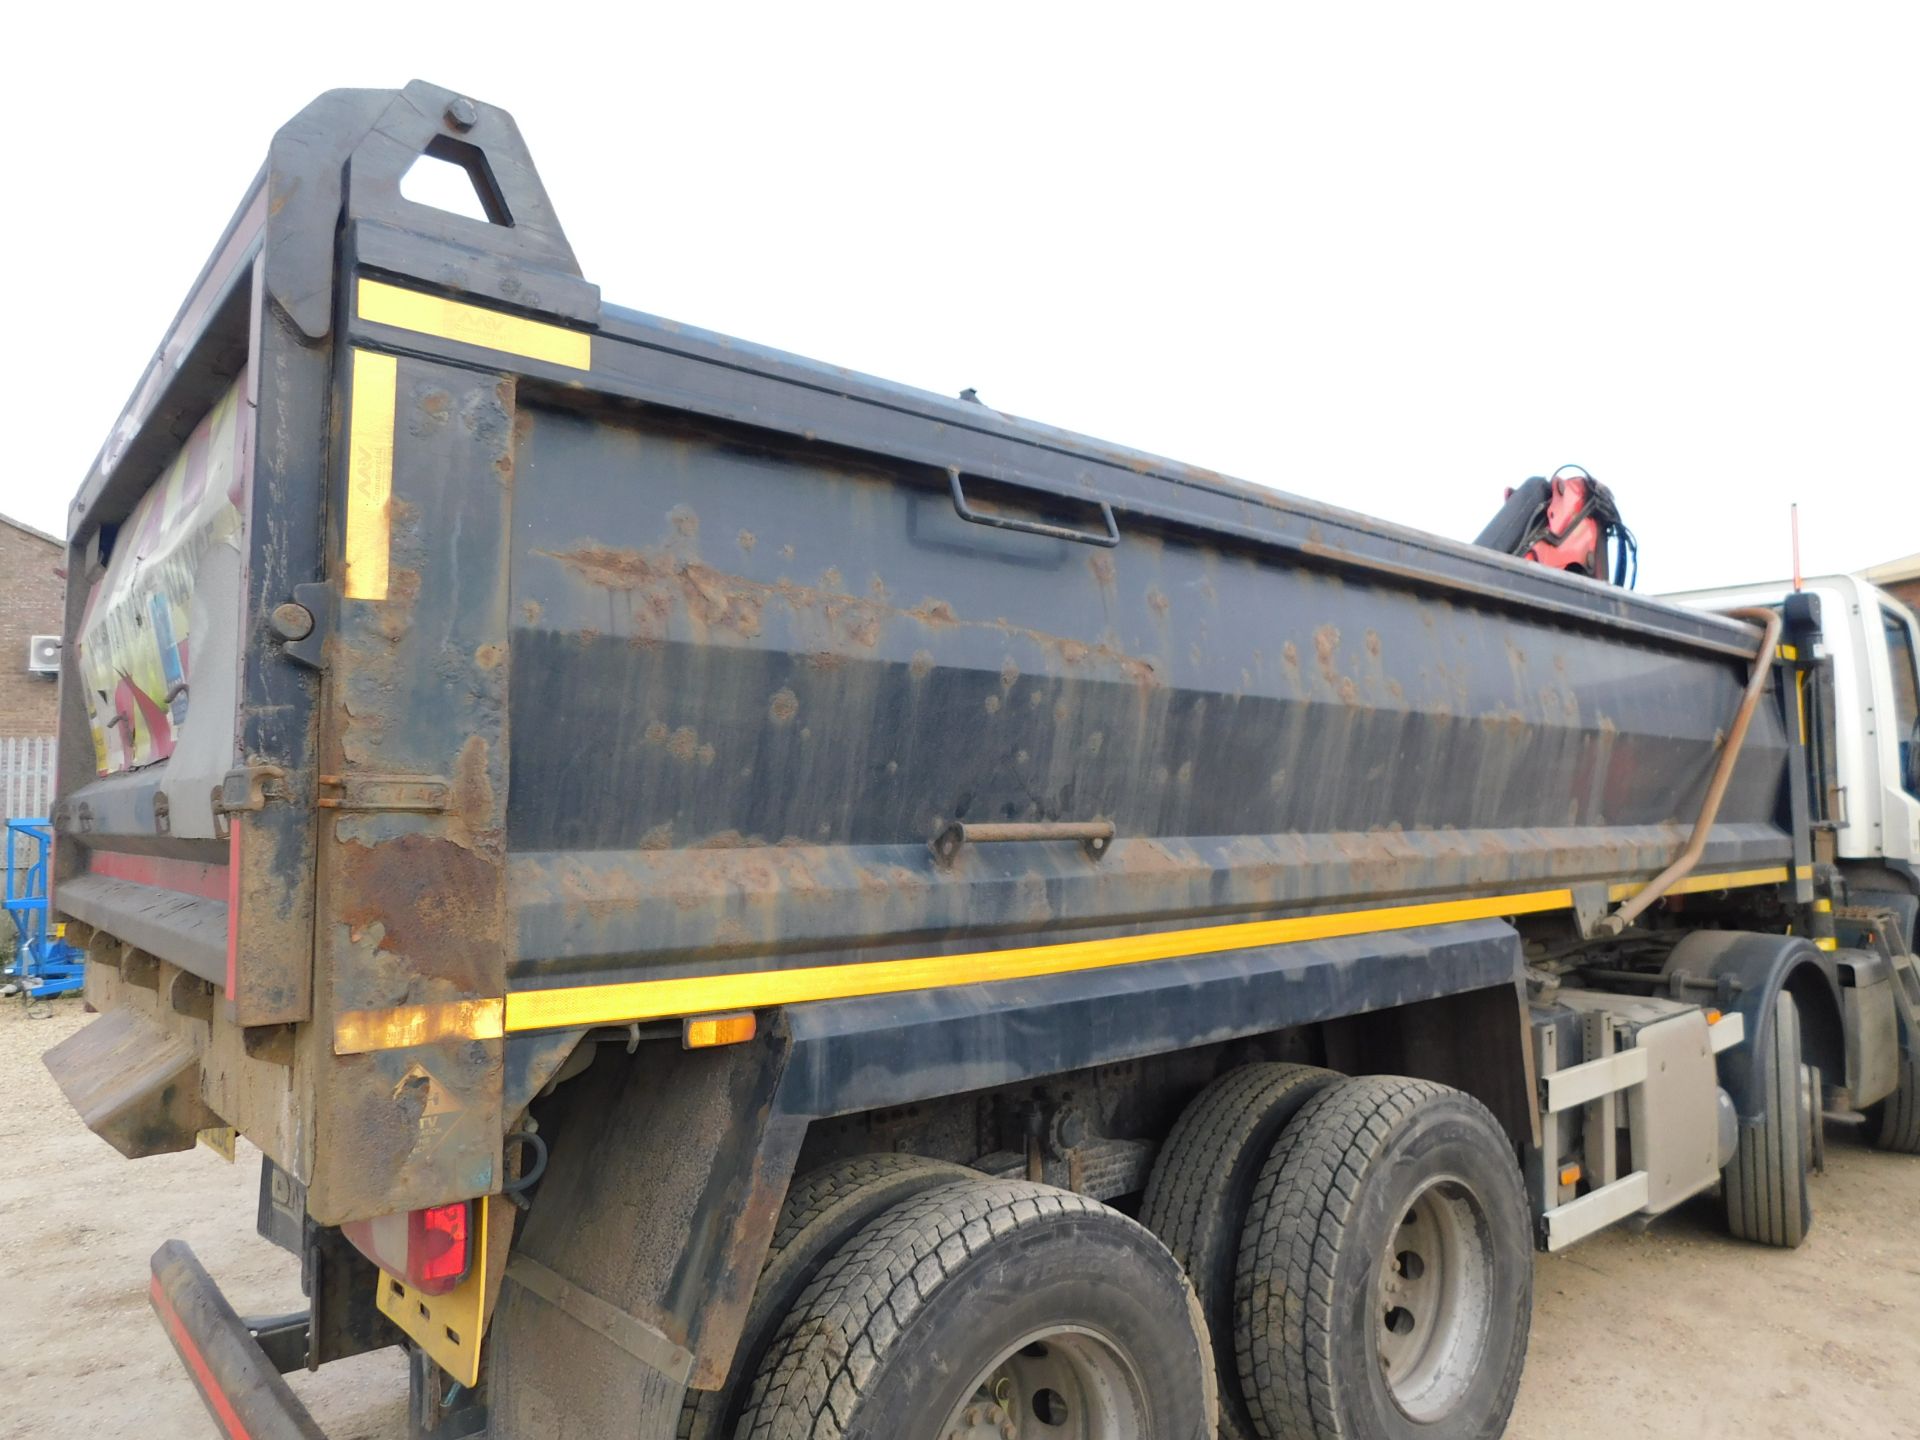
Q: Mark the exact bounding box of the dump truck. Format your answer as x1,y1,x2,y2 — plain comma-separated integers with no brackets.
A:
42,81,1920,1440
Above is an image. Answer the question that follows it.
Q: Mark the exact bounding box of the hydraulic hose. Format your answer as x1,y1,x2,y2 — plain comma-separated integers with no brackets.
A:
1594,605,1785,936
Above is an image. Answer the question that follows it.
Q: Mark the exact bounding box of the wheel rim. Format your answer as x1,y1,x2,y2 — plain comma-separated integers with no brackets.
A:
939,1326,1147,1440
1375,1176,1496,1422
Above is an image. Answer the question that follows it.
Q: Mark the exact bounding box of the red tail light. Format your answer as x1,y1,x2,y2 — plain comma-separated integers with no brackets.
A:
341,1201,471,1295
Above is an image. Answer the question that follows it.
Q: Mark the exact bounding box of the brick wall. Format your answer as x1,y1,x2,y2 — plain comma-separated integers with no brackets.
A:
0,517,64,738
1884,577,1920,615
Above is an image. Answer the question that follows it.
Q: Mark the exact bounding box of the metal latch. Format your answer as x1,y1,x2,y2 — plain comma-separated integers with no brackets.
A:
314,774,450,813
213,764,291,836
214,764,290,814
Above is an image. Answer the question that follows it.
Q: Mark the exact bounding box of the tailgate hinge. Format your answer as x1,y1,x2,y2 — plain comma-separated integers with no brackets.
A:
314,773,450,814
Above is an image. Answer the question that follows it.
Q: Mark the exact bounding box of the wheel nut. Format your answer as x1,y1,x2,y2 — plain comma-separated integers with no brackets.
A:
445,96,478,131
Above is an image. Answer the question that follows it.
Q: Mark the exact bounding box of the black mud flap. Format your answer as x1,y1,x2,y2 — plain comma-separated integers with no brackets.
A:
150,1240,329,1440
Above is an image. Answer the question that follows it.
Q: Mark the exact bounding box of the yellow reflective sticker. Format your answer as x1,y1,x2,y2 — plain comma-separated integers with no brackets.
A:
344,349,397,600
358,278,591,370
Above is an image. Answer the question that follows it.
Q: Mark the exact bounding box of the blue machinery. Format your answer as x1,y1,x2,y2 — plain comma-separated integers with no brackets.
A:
5,818,83,998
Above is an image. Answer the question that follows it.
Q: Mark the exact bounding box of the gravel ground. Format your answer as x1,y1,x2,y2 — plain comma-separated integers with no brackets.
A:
4,997,1917,1440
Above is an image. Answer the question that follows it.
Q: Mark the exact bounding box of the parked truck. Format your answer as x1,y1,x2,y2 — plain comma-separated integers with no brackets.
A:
42,82,1920,1440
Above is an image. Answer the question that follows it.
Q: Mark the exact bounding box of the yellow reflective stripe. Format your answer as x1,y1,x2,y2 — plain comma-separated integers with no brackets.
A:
330,867,1801,1051
334,996,504,1055
358,278,591,370
1604,865,1792,903
502,888,1579,1036
343,350,397,600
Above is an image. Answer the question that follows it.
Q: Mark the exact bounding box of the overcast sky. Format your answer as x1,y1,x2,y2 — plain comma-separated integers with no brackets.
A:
5,4,1912,593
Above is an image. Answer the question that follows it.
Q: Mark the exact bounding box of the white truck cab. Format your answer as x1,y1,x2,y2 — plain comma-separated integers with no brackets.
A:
1667,573,1920,927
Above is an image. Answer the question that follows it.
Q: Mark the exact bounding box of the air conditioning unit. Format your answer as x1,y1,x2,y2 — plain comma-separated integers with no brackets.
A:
26,635,60,674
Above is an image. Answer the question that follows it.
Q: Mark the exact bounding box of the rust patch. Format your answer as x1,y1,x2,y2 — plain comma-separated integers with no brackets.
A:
1314,624,1341,676
1364,630,1381,659
1000,658,1020,689
639,822,674,850
539,544,655,590
1146,587,1170,617
910,599,959,627
984,694,1001,714
909,649,935,680
475,643,505,670
666,727,700,762
769,689,799,724
533,544,1157,684
520,599,543,626
737,529,757,552
669,505,699,538
336,834,500,998
445,734,500,855
1088,553,1115,588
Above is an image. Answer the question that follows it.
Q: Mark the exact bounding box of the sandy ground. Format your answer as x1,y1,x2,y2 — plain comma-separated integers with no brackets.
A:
3,997,1917,1440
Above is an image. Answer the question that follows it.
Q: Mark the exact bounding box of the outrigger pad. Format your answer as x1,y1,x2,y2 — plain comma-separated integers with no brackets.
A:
43,1007,221,1158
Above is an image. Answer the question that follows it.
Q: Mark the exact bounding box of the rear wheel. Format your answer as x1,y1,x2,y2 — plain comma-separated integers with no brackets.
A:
1722,990,1814,1246
1140,1063,1340,1440
1867,1049,1920,1154
1234,1077,1532,1440
679,1151,974,1440
734,1178,1217,1440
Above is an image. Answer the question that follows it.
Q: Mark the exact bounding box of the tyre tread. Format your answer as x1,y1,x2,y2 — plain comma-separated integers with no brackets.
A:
736,1178,1214,1440
1234,1075,1528,1440
1722,992,1811,1247
1140,1063,1338,1440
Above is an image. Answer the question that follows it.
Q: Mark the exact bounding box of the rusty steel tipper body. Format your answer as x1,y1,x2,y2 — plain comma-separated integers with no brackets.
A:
50,81,1910,1440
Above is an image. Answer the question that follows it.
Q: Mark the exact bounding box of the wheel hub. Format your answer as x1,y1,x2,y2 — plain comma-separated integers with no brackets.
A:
940,1328,1145,1440
1375,1176,1496,1422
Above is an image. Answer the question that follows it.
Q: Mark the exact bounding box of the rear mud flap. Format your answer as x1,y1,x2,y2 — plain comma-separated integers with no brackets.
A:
43,1007,222,1158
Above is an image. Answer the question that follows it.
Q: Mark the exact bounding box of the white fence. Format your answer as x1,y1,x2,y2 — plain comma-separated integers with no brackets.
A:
1,736,55,824
3,737,56,880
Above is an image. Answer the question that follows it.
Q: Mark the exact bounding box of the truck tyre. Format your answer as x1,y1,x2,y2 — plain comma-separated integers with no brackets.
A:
734,1178,1218,1440
1722,991,1815,1246
1867,1051,1920,1154
1140,1063,1340,1440
680,1152,974,1440
1234,1077,1531,1440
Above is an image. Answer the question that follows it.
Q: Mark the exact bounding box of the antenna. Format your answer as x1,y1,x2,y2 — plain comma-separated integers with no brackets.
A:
1791,504,1802,591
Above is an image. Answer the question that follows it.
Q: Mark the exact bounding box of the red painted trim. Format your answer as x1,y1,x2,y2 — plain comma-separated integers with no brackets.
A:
150,1273,253,1440
89,850,230,902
